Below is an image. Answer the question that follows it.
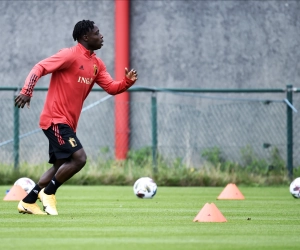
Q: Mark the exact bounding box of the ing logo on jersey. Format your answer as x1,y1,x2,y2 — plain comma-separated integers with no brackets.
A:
93,64,98,76
68,137,77,147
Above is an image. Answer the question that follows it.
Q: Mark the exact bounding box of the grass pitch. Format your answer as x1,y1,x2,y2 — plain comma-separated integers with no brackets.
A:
1,185,300,250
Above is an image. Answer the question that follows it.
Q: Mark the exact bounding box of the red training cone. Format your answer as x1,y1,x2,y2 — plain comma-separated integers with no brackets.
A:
3,185,27,201
193,203,227,222
217,183,245,200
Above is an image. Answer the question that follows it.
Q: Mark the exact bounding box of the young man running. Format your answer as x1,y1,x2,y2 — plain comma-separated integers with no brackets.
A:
14,20,138,215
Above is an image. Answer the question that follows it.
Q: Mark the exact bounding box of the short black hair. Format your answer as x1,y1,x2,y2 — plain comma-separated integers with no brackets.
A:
72,20,95,41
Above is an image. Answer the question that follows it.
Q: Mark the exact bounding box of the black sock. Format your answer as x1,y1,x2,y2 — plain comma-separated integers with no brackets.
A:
22,184,42,204
44,176,62,195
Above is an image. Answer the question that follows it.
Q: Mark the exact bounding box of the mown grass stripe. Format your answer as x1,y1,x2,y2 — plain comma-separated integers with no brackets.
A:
1,185,300,250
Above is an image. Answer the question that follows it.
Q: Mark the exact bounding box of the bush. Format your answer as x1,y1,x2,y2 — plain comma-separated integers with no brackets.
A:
0,146,291,186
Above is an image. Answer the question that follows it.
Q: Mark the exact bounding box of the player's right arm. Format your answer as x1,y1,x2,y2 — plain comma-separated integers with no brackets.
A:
15,48,74,109
14,93,32,109
15,64,45,108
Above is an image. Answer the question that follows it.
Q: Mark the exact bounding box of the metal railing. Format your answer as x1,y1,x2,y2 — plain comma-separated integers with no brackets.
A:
0,85,298,179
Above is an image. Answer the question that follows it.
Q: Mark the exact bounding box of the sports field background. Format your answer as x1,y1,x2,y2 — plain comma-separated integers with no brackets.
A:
1,1,299,89
1,185,300,250
1,1,300,169
1,2,300,249
1,1,300,170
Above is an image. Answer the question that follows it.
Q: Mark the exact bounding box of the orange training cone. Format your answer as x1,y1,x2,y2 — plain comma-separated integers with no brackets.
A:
193,203,227,222
3,185,27,201
217,183,245,200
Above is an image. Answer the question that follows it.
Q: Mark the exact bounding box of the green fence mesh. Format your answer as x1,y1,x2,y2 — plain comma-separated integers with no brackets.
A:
1,88,299,173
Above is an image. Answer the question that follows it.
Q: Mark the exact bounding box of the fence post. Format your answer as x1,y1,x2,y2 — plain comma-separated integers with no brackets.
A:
286,84,293,180
151,92,158,173
13,93,20,170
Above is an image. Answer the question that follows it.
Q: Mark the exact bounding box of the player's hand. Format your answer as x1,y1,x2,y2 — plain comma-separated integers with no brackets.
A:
125,68,138,82
15,94,31,108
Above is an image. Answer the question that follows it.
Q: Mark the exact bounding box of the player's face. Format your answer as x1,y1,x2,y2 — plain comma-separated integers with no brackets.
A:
86,25,103,50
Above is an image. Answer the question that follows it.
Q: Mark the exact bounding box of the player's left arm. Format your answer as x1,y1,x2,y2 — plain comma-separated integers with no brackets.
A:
125,67,138,82
95,62,138,95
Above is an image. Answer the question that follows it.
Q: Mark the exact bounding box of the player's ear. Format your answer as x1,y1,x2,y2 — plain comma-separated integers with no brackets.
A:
82,34,88,41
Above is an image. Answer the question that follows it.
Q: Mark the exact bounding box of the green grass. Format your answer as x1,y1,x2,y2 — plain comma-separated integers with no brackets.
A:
1,185,300,250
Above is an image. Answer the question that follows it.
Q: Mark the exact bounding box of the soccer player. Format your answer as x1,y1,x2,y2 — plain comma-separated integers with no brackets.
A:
15,20,138,215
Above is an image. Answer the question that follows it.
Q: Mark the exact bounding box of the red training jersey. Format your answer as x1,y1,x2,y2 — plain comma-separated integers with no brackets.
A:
20,43,135,131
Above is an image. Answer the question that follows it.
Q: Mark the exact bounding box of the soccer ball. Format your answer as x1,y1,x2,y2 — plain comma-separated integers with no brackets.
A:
133,177,157,199
289,177,300,198
14,177,35,194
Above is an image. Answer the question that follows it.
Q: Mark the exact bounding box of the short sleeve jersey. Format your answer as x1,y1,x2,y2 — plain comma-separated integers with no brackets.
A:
20,43,134,131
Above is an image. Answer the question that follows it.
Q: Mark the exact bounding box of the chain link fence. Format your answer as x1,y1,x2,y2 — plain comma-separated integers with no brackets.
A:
1,86,299,175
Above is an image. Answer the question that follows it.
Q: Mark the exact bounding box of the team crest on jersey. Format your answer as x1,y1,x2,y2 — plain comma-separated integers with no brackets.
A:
93,64,98,76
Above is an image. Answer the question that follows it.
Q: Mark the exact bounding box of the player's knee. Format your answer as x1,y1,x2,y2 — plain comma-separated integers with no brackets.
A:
74,152,87,169
72,149,87,171
78,154,87,167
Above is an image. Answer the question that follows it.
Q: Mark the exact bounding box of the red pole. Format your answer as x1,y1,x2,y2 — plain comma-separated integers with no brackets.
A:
115,0,130,160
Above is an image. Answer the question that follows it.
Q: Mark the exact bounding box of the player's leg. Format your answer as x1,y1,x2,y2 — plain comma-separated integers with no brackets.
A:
17,159,66,215
41,149,87,215
38,158,67,187
41,124,86,215
54,148,87,183
37,158,67,200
